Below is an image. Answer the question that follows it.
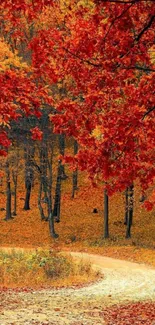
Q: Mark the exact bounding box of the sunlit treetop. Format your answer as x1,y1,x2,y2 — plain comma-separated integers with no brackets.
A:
0,39,29,72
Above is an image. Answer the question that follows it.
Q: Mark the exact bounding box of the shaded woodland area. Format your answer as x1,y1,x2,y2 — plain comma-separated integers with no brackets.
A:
0,113,78,239
0,118,154,244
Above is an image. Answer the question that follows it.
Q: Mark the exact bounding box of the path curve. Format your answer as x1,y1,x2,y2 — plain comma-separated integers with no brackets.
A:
0,249,155,325
68,252,155,301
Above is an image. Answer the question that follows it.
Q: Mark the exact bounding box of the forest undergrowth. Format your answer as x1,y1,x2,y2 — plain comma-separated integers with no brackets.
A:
0,248,100,289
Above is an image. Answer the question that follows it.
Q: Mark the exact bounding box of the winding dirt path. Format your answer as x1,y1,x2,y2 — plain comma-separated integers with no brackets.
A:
0,250,155,324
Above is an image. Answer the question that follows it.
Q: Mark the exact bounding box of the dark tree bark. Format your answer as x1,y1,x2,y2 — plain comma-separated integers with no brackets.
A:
49,211,59,238
124,187,129,225
0,163,3,186
37,139,48,220
23,164,33,210
47,147,58,238
12,145,20,216
52,160,62,223
72,140,78,198
38,179,45,220
104,189,109,238
5,160,12,220
58,134,68,179
139,194,146,202
12,170,18,216
37,126,59,238
23,146,34,211
126,184,134,238
59,133,65,156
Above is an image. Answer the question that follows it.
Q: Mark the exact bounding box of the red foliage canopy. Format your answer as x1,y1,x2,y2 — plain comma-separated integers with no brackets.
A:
1,0,155,200
33,0,154,195
0,69,51,151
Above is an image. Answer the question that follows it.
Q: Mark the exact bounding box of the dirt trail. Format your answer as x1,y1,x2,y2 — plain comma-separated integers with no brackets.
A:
0,249,155,325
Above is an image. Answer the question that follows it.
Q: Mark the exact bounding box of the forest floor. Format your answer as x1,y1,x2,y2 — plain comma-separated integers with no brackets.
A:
0,250,155,325
0,175,155,267
0,173,155,324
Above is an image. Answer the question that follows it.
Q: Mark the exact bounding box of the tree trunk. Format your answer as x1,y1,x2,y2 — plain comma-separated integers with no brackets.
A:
126,184,134,238
38,179,45,220
124,187,129,225
23,146,34,211
11,143,20,216
24,184,31,210
49,212,59,238
53,160,62,223
5,160,12,220
58,134,67,179
38,142,48,220
12,171,17,216
72,140,78,198
104,189,109,238
47,149,58,238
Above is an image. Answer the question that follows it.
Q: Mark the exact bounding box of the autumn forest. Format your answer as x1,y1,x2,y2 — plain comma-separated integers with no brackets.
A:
0,0,155,324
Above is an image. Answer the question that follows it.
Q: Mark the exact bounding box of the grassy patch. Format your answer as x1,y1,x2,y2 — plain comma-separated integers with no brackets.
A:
0,249,100,289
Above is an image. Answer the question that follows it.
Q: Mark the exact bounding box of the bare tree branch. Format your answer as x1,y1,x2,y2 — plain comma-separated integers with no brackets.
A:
136,15,155,42
142,107,155,120
64,48,102,67
103,2,136,43
121,65,155,72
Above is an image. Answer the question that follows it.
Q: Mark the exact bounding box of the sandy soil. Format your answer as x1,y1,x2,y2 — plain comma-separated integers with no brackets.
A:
0,250,155,325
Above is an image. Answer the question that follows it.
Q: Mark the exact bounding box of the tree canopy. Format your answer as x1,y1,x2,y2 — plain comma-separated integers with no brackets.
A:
0,0,155,206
